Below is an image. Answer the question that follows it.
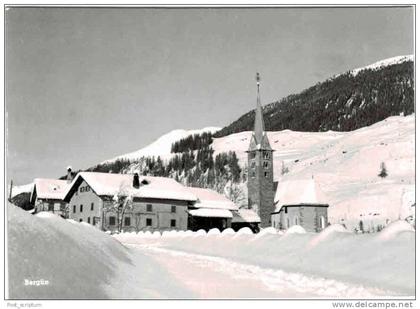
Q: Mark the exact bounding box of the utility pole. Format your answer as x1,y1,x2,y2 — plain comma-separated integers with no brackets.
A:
8,180,13,202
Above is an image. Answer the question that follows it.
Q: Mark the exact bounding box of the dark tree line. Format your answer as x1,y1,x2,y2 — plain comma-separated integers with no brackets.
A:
86,159,131,174
139,146,241,190
214,61,414,137
171,132,213,153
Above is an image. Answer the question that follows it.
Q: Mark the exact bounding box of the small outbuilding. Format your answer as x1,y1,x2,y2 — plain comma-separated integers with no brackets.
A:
231,208,261,233
186,187,239,231
271,179,329,232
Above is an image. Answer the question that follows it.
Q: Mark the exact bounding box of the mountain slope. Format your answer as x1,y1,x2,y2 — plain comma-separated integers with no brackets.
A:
214,55,414,137
212,114,414,229
103,127,220,163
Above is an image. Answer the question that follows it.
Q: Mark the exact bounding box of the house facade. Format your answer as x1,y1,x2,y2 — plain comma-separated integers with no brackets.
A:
30,178,71,217
271,179,329,232
63,172,196,232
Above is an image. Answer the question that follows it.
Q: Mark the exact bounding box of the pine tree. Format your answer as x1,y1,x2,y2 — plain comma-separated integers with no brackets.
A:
378,162,388,178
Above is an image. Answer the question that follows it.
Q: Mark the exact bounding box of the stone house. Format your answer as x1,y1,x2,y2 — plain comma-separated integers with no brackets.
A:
271,179,329,232
62,172,197,232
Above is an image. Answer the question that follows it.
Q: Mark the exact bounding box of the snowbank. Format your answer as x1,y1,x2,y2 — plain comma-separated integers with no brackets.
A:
7,205,194,299
8,205,129,299
114,223,415,296
376,220,415,241
285,225,306,234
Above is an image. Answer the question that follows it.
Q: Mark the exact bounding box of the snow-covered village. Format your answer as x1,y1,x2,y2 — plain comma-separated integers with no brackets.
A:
4,5,416,306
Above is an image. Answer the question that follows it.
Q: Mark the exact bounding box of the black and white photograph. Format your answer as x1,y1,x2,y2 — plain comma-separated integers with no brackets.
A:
4,3,416,305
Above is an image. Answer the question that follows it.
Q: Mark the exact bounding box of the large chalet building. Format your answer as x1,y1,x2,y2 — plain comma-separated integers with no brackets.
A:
60,171,260,232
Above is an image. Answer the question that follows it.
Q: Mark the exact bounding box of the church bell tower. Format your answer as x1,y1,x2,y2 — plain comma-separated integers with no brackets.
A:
247,73,275,228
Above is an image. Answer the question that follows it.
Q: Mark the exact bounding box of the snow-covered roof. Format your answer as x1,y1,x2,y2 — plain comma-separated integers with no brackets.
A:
188,208,233,218
231,209,261,223
187,187,238,210
65,172,197,202
273,179,328,213
31,178,71,201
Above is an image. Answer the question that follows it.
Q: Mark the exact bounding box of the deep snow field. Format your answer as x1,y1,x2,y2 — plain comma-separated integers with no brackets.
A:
7,204,414,299
114,224,415,297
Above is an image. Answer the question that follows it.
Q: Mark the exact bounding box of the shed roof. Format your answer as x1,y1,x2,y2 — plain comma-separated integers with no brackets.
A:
187,187,238,210
231,209,261,223
64,172,197,202
31,178,71,202
188,208,233,218
273,179,328,213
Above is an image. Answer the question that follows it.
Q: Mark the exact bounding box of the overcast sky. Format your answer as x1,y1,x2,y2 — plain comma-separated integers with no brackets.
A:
6,7,414,184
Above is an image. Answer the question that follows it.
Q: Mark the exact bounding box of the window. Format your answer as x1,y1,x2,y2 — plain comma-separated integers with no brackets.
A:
264,152,270,159
263,161,269,169
79,218,83,222
171,206,176,213
73,205,76,213
251,152,256,159
87,217,90,224
146,218,152,226
251,171,256,178
146,204,152,212
91,203,94,211
80,204,83,212
250,161,256,168
48,202,54,211
171,219,176,227
124,217,131,226
264,171,269,178
109,216,116,226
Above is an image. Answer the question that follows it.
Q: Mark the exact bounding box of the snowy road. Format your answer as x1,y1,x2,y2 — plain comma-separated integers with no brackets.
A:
123,244,393,299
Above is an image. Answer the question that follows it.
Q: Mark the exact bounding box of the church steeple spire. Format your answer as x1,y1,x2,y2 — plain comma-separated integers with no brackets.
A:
248,73,272,152
254,72,265,145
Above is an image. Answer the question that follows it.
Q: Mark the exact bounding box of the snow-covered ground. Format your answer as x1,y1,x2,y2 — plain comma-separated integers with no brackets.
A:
212,115,415,229
7,204,194,299
8,204,414,299
114,223,415,298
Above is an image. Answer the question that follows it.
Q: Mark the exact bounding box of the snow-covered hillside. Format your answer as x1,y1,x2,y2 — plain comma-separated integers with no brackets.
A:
213,115,414,229
350,55,414,76
103,127,220,163
116,115,413,230
10,183,33,199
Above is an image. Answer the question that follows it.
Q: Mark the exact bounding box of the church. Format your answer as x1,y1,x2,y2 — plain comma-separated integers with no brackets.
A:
246,73,275,228
246,73,328,231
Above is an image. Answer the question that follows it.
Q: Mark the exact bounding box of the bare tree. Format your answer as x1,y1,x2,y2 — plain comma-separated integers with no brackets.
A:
103,183,134,233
